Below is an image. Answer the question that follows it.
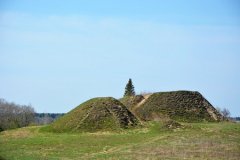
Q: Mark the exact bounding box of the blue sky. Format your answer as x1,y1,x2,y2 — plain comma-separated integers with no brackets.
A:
0,0,240,116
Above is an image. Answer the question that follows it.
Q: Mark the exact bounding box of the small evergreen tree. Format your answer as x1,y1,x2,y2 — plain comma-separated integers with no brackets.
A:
124,78,135,97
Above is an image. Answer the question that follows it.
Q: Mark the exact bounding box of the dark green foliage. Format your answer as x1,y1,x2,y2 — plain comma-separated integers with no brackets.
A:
35,113,65,119
49,97,140,132
134,91,223,122
124,79,135,97
0,156,6,160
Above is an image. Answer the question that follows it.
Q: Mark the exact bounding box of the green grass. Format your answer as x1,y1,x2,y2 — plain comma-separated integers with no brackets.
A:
1,122,240,160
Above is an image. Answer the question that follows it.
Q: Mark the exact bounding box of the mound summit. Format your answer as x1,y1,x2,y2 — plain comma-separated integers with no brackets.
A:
121,91,223,122
51,97,139,132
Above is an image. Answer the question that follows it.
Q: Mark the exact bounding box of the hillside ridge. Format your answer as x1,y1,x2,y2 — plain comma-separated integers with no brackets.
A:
121,90,223,122
132,94,152,112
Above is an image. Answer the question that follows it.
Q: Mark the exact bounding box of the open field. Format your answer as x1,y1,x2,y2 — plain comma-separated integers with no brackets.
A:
0,122,240,160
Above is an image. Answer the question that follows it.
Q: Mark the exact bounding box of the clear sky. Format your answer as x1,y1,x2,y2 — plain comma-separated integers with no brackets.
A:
0,0,240,116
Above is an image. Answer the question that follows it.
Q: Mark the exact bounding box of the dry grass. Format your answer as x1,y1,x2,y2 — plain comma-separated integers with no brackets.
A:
0,126,38,139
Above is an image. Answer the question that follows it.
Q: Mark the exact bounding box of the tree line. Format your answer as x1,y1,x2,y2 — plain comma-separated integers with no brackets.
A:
35,113,64,125
0,98,64,131
0,98,35,131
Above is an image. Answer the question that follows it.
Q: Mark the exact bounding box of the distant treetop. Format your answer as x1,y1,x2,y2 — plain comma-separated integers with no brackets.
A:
124,78,135,97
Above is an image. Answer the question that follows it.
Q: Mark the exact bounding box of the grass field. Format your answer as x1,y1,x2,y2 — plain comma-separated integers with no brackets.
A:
0,122,240,160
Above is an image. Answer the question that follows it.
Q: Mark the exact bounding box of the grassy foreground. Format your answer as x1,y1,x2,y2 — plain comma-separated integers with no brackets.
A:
0,122,240,160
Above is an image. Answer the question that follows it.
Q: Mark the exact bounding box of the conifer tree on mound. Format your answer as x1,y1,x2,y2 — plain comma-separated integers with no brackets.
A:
124,78,135,97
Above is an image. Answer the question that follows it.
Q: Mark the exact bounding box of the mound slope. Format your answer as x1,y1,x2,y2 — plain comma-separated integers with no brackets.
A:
125,91,223,122
50,97,139,132
119,95,145,111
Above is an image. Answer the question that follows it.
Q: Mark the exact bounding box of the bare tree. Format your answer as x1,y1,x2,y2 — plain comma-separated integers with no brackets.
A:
0,98,35,131
221,108,230,118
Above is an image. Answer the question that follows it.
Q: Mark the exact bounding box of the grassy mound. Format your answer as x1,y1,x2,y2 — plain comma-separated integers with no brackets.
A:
134,91,223,122
119,95,144,110
49,97,139,132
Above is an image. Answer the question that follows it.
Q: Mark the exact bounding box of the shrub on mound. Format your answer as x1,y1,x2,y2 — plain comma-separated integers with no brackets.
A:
50,97,139,132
